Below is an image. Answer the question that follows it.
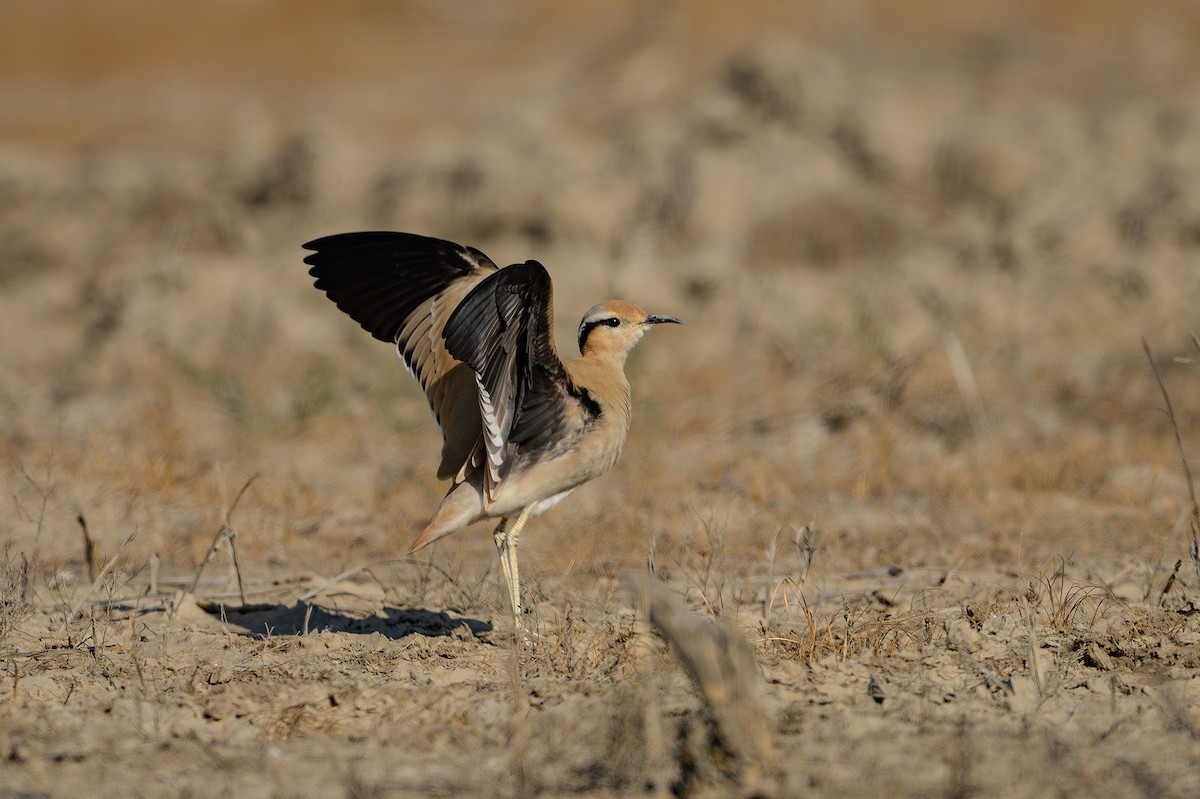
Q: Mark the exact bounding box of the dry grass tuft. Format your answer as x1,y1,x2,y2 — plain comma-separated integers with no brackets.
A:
1022,556,1123,631
0,548,33,647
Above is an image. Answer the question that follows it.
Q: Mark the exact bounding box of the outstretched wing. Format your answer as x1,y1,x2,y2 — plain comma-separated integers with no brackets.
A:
442,261,597,504
304,231,498,480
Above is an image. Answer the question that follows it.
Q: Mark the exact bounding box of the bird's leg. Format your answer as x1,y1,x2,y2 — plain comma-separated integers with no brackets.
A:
494,506,534,632
505,506,533,625
493,518,515,624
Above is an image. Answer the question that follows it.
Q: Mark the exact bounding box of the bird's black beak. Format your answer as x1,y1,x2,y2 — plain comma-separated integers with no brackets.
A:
645,314,683,326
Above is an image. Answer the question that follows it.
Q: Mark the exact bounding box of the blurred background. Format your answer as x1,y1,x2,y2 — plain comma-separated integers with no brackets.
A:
2,0,1200,583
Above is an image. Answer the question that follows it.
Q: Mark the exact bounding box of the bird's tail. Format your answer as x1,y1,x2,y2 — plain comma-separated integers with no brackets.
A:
408,481,484,552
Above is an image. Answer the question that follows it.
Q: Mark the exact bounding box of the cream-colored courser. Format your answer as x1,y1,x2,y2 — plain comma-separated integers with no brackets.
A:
304,231,680,631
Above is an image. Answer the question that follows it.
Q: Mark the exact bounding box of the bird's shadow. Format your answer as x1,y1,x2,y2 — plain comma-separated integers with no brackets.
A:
198,600,493,641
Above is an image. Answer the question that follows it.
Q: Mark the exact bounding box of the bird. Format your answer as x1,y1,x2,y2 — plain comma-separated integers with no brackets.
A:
303,231,681,631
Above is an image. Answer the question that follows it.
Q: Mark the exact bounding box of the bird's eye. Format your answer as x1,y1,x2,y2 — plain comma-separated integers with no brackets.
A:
602,317,621,327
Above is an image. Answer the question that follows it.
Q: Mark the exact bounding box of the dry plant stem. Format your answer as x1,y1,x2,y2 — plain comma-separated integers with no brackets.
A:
185,473,259,597
186,526,233,598
11,449,55,553
762,525,781,620
148,553,159,596
1019,597,1045,694
1143,340,1200,514
1159,559,1183,607
76,514,96,583
792,522,818,583
227,529,248,606
60,526,139,638
1142,339,1200,581
128,618,148,695
85,527,138,596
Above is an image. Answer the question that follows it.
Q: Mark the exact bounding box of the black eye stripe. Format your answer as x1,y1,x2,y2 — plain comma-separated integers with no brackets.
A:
577,316,622,352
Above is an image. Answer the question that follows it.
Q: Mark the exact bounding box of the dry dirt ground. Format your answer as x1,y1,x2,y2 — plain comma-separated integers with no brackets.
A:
4,2,1200,797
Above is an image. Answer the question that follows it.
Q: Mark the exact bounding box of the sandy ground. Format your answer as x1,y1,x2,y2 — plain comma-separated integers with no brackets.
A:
3,2,1200,797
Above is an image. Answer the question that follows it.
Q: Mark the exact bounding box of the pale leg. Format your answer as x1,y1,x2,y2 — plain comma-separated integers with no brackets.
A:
494,506,534,631
493,519,514,622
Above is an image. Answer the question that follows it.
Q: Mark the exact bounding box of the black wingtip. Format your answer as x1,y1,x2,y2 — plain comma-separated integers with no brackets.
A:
303,231,498,344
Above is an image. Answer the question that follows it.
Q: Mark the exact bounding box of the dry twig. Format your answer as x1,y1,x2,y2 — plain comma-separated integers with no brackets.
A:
1143,339,1200,583
76,514,96,583
184,473,259,598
